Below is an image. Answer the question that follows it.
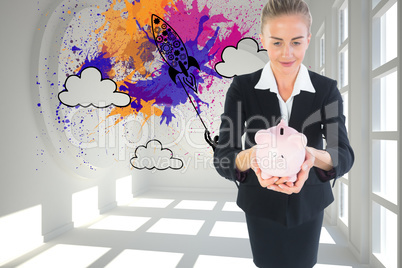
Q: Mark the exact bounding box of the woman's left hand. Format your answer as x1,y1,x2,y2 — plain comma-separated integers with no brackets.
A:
267,147,315,195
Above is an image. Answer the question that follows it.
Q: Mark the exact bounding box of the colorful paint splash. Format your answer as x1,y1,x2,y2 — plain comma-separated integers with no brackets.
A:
59,0,257,126
36,0,264,173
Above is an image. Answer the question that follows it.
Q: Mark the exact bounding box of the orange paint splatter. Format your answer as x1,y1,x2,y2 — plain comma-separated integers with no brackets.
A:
106,98,163,128
138,99,163,127
95,0,176,64
124,0,175,36
83,0,171,127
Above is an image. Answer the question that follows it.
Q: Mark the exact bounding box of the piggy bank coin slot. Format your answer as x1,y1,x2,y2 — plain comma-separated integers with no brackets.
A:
280,128,284,135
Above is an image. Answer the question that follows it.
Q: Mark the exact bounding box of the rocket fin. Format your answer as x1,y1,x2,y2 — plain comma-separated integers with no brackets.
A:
188,56,200,70
169,67,180,84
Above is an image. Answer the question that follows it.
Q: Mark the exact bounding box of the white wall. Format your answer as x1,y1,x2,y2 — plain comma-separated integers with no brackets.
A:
0,1,235,260
0,0,151,250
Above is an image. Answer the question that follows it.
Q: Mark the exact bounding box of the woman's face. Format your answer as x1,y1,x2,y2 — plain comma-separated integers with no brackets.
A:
260,14,311,78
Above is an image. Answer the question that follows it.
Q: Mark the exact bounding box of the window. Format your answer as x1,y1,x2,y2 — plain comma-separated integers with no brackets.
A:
370,0,399,267
339,182,348,225
319,34,325,76
339,2,348,45
342,92,349,133
320,34,325,68
372,71,398,132
313,0,400,266
372,140,398,204
336,0,350,230
315,23,325,76
339,49,348,88
372,202,398,268
372,1,398,69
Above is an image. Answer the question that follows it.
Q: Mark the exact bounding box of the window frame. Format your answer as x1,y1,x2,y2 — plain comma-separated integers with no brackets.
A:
369,0,399,267
315,22,326,76
311,0,400,266
335,0,350,234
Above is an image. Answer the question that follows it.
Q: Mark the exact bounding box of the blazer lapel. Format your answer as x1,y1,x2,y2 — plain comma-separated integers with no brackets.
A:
289,91,316,132
253,89,281,124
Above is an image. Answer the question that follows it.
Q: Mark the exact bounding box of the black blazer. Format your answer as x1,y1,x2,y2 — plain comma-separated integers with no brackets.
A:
214,68,354,227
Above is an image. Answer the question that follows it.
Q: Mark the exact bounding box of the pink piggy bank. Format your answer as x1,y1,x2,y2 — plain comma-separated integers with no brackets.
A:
255,120,307,182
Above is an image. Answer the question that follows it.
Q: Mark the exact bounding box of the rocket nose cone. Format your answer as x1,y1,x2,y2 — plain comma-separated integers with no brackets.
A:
151,14,163,25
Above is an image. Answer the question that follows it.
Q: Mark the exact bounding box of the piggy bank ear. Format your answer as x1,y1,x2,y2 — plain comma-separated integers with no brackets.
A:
288,133,307,149
255,130,272,145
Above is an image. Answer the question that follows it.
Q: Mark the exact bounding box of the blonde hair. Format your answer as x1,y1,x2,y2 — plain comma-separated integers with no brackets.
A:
260,0,312,34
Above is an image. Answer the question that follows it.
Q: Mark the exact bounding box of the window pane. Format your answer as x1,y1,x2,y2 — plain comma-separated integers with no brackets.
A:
372,202,398,268
373,2,398,68
342,92,349,132
339,49,349,88
339,182,348,225
372,71,398,131
320,35,325,67
341,91,349,181
382,2,398,64
372,140,398,204
339,5,348,44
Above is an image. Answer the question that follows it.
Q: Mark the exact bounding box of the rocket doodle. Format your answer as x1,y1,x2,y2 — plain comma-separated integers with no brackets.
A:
151,14,200,93
151,14,219,150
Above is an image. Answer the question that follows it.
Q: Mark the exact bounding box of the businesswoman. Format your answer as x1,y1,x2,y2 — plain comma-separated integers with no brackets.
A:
214,0,354,267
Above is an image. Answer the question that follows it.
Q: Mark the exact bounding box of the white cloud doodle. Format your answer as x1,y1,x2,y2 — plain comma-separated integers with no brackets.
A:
58,66,131,108
215,38,269,78
130,140,184,170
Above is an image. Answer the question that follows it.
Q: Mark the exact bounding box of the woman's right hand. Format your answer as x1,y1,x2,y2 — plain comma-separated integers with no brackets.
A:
249,146,280,188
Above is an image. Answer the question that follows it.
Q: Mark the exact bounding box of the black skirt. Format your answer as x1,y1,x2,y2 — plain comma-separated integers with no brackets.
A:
245,211,324,268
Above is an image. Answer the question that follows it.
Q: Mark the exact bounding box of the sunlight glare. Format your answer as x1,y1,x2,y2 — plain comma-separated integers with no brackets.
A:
209,221,249,239
88,215,151,232
194,255,255,268
116,176,133,205
147,218,205,235
72,187,99,227
174,200,217,210
129,198,174,208
105,249,183,268
313,265,352,268
17,244,110,268
319,227,336,244
222,202,242,212
0,205,43,266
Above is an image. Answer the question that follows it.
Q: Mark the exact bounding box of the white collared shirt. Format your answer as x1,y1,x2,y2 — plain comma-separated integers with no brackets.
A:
254,62,316,123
